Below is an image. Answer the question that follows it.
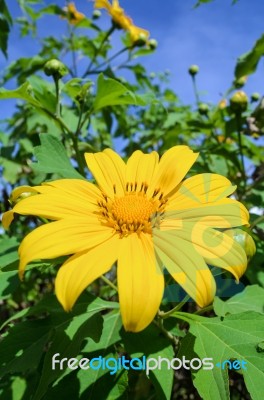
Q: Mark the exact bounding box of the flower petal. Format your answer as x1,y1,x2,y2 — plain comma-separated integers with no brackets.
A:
162,198,249,229
55,235,120,311
18,218,114,278
167,173,236,208
117,233,164,332
153,229,216,307
13,192,98,221
150,146,199,197
125,150,158,192
85,149,126,197
181,223,248,280
2,210,14,229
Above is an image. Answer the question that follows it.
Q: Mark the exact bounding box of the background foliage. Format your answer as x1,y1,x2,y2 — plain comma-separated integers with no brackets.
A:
0,0,263,399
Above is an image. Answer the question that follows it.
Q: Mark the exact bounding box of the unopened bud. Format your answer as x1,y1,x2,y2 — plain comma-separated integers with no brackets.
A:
188,64,199,76
44,59,68,79
234,76,247,88
230,91,248,112
224,229,256,260
251,92,260,102
148,38,158,50
92,9,101,19
218,99,227,110
198,103,209,115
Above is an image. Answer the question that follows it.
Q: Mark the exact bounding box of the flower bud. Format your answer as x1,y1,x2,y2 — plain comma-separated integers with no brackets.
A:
251,92,260,102
133,33,148,47
92,9,101,19
218,99,227,110
198,103,209,115
148,38,158,50
224,229,256,260
188,64,199,76
44,59,68,79
230,91,248,112
234,76,247,88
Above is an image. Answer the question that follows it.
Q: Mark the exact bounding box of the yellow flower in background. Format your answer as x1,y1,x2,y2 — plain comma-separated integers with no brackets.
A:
63,2,85,25
3,146,250,332
94,0,149,43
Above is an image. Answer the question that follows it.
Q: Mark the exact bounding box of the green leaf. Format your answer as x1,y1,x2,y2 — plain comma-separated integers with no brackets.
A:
82,311,122,352
0,293,118,383
122,324,174,400
235,34,264,79
0,236,19,270
93,73,153,111
32,133,84,179
214,285,264,317
176,311,264,400
0,270,19,299
0,81,41,108
0,0,12,57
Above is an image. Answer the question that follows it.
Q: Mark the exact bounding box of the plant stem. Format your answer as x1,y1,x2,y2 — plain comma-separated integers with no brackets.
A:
194,304,214,315
236,112,246,183
153,318,179,346
53,76,61,118
100,275,118,292
191,75,200,106
250,215,264,230
83,25,116,78
158,295,190,319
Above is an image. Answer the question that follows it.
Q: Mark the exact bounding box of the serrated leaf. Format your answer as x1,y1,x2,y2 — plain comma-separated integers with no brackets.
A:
176,311,264,400
32,133,84,179
93,73,153,111
214,285,264,317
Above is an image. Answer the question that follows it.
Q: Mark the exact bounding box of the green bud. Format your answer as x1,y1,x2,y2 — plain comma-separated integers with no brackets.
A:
134,33,148,47
234,76,247,88
188,64,199,76
92,10,101,19
224,229,256,260
251,92,260,102
149,72,156,79
75,82,93,104
198,103,209,115
230,91,248,112
148,38,158,50
44,59,68,79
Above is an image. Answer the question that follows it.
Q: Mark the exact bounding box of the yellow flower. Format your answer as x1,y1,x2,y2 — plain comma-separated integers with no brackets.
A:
3,146,250,332
63,2,85,25
218,99,227,110
94,0,149,43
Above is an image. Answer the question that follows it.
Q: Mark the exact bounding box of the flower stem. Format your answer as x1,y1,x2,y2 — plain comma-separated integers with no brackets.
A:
194,304,213,315
191,75,200,106
100,275,118,292
83,25,116,77
153,318,179,347
53,76,61,118
236,112,246,183
158,295,190,319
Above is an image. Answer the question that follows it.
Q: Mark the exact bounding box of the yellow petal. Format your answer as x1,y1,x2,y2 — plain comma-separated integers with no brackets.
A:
55,235,120,311
18,218,114,278
13,192,98,221
167,173,236,209
117,233,164,332
184,223,247,280
85,149,126,198
150,146,199,197
162,198,249,229
94,0,111,11
153,229,216,307
41,179,102,205
125,150,158,192
10,185,39,202
2,210,14,229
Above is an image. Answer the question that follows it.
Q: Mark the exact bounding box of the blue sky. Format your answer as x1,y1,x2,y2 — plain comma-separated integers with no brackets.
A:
1,0,264,113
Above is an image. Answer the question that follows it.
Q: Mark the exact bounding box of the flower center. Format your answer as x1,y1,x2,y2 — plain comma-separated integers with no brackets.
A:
97,183,167,236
